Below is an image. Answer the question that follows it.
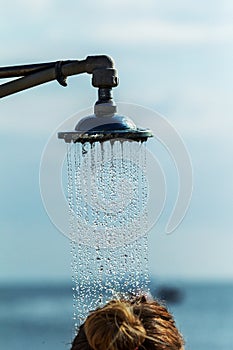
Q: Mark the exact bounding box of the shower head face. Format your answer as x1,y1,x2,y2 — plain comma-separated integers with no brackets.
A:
57,103,153,143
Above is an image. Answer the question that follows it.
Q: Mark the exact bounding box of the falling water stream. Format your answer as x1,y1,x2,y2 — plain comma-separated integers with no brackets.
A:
66,140,150,328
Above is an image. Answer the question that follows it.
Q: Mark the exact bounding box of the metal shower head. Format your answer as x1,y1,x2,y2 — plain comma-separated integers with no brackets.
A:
58,88,153,144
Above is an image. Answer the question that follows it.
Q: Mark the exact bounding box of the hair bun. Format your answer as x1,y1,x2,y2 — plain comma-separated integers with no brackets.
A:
84,300,146,350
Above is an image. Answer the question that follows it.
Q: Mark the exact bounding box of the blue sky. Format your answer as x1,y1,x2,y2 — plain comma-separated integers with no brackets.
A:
0,0,233,282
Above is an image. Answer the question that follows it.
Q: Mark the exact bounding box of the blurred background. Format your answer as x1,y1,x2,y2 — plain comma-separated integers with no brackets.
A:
0,1,233,349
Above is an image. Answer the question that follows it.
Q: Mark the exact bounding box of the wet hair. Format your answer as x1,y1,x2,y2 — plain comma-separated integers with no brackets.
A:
71,295,184,350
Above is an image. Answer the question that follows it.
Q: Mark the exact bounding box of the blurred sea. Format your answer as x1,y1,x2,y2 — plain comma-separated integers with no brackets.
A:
0,280,233,350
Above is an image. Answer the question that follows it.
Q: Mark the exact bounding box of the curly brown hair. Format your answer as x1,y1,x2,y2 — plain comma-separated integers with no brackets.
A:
71,296,184,350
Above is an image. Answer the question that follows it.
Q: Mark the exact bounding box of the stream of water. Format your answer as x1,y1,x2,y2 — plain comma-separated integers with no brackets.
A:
66,140,149,326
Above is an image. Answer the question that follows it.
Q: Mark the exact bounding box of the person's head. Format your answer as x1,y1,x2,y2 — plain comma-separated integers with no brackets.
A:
71,295,184,350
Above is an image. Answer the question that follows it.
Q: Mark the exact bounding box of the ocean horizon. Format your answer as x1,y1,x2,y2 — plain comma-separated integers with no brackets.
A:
0,279,233,350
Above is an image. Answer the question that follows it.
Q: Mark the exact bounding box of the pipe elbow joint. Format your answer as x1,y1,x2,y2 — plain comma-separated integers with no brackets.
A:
85,55,119,88
85,55,114,72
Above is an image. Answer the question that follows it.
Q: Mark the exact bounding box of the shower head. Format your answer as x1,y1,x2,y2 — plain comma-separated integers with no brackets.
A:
58,88,153,143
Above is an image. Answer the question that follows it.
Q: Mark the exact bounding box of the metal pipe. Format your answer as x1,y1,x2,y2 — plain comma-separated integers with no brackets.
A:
0,60,86,98
0,62,58,78
0,55,118,98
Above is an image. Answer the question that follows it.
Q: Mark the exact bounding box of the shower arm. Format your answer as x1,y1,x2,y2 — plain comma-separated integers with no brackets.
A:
0,55,118,99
